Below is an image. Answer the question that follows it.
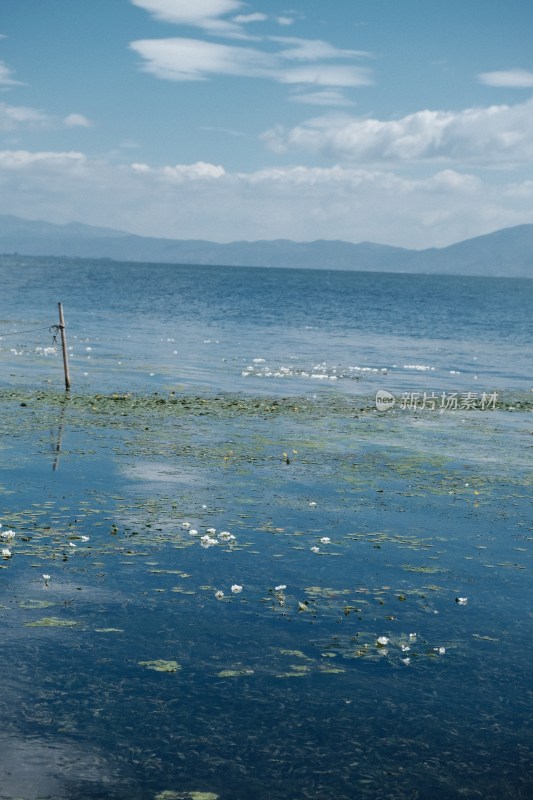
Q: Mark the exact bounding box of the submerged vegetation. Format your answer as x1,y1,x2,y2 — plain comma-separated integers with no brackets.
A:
0,387,531,799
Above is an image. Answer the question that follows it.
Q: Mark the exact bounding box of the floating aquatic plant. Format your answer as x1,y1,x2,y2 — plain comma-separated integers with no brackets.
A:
24,617,79,627
138,660,181,672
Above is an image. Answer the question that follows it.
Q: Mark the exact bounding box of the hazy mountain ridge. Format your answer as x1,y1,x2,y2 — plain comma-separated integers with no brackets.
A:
0,214,531,277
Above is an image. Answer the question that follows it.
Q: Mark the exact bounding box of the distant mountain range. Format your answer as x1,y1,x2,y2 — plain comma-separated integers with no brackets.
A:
0,214,532,277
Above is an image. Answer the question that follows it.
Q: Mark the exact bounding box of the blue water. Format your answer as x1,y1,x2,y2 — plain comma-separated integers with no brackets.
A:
1,259,531,395
0,258,531,800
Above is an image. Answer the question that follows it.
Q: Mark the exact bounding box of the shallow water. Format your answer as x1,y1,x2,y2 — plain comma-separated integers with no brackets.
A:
0,260,532,799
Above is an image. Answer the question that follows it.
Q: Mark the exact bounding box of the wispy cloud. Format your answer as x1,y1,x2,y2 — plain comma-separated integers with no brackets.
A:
130,36,372,88
276,16,296,26
289,89,355,107
0,59,24,86
130,0,246,36
0,102,52,129
131,0,299,35
0,149,86,169
63,113,92,128
130,1,372,94
233,13,268,24
269,37,369,61
478,68,533,88
278,64,370,87
200,124,246,137
262,98,533,165
0,102,92,130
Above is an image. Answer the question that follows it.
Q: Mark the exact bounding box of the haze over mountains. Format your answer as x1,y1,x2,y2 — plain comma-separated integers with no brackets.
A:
0,214,531,278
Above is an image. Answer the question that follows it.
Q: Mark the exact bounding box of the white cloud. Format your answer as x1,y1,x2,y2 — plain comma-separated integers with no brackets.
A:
131,37,272,81
278,64,371,87
1,149,531,249
270,37,369,61
200,124,246,136
0,102,51,129
290,89,355,107
132,160,226,181
262,98,533,165
130,2,372,96
478,68,533,88
130,0,245,35
0,102,93,130
0,149,86,169
130,36,372,87
63,113,92,127
0,59,23,86
233,13,268,24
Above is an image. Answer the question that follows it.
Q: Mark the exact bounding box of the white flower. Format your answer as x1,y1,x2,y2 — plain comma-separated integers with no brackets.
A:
189,529,198,536
320,537,331,544
309,501,317,507
231,584,243,594
218,531,235,542
2,547,12,558
181,522,191,529
275,584,286,591
376,636,389,647
42,574,51,581
81,535,90,542
409,633,417,642
69,542,76,548
400,644,410,652
400,657,411,665
455,597,468,605
1,529,15,540
206,527,216,535
435,646,446,655
200,535,217,548
310,546,320,553
215,590,224,600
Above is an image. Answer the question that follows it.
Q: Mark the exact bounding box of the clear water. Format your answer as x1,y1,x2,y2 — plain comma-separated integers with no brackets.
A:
0,258,531,800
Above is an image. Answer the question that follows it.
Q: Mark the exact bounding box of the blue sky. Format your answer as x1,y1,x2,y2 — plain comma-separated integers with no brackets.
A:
1,0,533,247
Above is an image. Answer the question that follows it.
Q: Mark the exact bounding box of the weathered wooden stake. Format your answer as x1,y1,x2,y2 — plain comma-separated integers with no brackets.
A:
58,302,71,391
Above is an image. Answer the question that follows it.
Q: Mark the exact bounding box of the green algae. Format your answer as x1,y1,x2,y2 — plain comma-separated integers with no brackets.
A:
154,793,219,800
217,669,255,678
95,627,124,633
18,599,56,609
139,660,182,673
24,617,79,627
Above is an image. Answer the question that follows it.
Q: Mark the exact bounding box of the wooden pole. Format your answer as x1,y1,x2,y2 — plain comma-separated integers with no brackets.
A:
52,397,68,471
58,302,71,391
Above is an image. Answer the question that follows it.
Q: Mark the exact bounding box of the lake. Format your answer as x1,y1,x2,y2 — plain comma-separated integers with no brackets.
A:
0,257,531,799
